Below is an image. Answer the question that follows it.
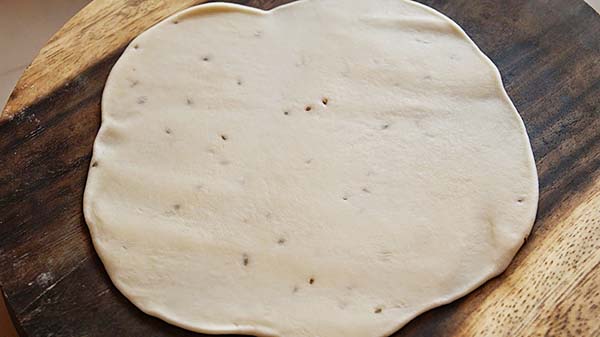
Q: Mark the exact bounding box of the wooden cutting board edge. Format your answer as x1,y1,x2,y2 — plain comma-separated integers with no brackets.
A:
0,0,210,123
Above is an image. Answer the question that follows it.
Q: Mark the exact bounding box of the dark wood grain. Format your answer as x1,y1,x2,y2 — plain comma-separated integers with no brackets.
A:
0,0,599,336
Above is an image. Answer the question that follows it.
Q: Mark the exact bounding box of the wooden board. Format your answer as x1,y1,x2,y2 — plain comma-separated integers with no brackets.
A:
0,0,599,336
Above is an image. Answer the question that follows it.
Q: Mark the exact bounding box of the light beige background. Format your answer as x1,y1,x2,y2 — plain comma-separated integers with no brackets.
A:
0,0,598,336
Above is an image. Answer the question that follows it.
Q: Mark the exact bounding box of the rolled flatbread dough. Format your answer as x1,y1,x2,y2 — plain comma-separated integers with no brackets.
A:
83,0,538,336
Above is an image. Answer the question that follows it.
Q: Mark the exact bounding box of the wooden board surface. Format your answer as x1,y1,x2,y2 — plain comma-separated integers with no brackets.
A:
0,0,599,336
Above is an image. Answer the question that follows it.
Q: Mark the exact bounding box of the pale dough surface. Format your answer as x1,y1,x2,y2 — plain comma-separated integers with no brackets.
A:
84,1,539,336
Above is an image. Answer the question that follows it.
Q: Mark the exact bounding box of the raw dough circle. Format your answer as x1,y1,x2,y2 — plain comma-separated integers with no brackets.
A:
84,1,538,336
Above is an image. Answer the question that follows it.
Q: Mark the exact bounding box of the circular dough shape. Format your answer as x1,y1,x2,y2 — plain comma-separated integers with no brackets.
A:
84,1,538,336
